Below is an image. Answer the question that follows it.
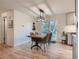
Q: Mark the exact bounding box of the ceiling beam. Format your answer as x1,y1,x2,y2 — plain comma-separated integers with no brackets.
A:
13,1,34,18
29,0,55,18
17,9,35,18
26,1,49,16
14,8,35,19
22,5,39,16
44,0,55,17
14,0,39,17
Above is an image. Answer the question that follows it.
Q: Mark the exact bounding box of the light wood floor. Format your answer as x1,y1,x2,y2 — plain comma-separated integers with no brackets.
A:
0,43,72,59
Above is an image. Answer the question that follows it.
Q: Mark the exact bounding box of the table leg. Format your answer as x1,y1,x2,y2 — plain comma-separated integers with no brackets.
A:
31,41,42,50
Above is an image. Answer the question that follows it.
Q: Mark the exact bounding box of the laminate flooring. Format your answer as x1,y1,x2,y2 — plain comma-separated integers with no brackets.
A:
0,43,72,59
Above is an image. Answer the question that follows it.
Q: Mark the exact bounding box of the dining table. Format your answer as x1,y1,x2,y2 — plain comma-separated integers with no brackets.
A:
27,33,46,50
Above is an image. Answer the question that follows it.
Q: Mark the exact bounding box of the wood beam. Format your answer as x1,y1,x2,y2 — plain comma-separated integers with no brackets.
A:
14,0,39,17
44,0,55,18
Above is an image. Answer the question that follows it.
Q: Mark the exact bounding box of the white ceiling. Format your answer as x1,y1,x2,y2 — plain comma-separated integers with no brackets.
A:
0,0,75,17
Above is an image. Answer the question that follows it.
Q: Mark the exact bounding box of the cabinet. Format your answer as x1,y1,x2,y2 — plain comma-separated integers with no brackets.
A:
67,12,76,25
72,34,77,59
66,12,77,45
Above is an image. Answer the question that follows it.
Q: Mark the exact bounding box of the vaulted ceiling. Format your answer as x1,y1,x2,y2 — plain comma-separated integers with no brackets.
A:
0,0,75,17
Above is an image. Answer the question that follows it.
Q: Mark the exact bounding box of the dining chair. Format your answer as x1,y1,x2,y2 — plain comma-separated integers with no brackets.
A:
30,32,35,46
48,32,52,45
39,32,52,52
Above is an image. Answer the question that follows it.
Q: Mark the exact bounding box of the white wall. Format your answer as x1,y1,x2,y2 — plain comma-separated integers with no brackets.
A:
54,14,67,42
14,10,33,46
0,10,34,47
0,15,2,44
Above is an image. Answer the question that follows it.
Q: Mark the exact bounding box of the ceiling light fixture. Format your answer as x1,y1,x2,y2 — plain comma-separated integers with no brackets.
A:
37,9,45,22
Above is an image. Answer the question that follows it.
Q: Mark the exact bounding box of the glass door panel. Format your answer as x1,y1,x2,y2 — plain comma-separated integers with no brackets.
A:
50,20,57,41
41,20,57,41
41,21,49,33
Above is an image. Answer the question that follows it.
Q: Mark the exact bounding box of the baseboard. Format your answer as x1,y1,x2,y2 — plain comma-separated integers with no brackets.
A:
67,44,73,46
14,40,30,47
49,41,56,43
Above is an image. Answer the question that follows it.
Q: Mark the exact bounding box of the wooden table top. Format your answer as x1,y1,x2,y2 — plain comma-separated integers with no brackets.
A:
27,33,46,39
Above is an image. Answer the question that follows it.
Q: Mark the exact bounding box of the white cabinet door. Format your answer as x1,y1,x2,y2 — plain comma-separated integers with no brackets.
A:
67,34,72,45
72,35,77,59
67,13,76,25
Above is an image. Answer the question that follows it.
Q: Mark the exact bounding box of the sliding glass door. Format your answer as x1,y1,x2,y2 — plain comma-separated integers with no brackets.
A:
50,20,57,41
41,20,57,41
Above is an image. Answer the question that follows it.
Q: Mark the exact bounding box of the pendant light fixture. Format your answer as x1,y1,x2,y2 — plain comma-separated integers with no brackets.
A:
37,9,45,22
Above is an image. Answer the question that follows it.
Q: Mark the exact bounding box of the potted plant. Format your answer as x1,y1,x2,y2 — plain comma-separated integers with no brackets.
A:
61,32,66,44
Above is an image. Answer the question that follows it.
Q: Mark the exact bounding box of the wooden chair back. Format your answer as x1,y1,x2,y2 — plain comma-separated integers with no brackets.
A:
42,32,52,43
